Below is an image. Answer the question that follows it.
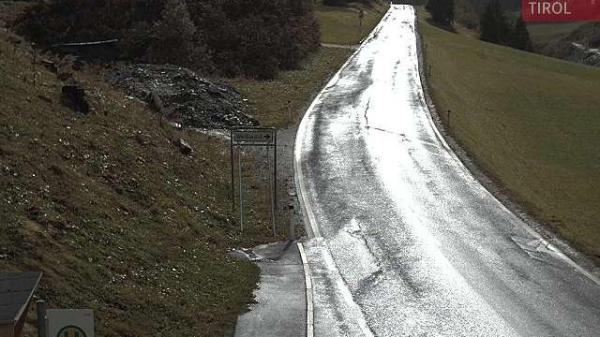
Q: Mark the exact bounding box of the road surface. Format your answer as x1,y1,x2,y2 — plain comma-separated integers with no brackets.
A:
295,5,600,337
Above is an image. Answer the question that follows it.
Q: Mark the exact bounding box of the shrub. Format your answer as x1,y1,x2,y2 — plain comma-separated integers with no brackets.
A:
15,0,320,79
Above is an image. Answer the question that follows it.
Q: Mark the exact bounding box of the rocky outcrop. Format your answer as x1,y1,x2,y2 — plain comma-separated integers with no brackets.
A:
107,64,258,129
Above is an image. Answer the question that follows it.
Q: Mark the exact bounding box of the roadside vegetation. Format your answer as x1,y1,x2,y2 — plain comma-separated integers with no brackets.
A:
226,48,352,128
225,0,388,129
419,13,600,261
0,29,285,336
316,0,389,45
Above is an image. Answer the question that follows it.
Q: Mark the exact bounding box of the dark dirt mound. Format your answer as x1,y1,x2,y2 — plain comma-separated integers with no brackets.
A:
107,64,258,129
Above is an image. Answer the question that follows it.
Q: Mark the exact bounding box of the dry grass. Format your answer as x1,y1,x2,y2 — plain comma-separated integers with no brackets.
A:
0,31,281,337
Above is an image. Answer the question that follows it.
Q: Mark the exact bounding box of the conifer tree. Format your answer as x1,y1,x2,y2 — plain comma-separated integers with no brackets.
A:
480,0,509,44
427,0,455,27
511,17,533,51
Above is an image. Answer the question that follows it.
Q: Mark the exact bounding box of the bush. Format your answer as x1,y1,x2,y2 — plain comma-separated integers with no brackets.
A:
15,0,320,79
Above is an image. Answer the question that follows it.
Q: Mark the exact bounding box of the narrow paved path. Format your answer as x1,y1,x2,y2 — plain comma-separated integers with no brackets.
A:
234,242,305,337
295,5,600,337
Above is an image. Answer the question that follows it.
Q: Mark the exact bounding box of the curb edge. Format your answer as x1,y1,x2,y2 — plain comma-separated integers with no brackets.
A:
297,242,314,337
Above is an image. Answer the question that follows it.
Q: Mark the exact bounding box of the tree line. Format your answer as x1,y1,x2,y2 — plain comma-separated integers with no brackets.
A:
16,0,321,79
426,0,532,51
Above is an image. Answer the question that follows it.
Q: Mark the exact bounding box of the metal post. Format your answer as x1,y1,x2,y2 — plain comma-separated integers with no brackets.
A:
37,300,46,337
230,131,235,211
273,132,279,236
268,146,276,236
238,148,243,232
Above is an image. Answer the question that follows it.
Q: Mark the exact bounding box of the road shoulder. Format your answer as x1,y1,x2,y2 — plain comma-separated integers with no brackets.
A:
413,10,600,284
233,241,306,337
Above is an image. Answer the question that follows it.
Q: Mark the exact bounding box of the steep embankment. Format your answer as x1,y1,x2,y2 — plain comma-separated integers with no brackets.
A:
420,15,600,261
0,30,277,336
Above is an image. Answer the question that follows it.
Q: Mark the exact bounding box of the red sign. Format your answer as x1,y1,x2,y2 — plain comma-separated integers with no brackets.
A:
522,0,600,22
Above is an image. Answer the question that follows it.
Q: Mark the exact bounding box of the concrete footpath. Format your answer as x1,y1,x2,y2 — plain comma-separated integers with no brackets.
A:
234,241,306,337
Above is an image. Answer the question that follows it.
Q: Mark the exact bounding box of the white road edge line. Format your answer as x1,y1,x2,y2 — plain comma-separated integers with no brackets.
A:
292,7,394,337
294,8,393,240
297,242,314,337
413,14,600,287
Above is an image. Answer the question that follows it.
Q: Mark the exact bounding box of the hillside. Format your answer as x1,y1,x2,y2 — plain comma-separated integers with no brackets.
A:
419,14,600,261
541,23,600,67
0,29,280,336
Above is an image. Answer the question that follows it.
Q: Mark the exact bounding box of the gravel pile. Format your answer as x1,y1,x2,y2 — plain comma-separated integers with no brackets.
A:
108,64,258,129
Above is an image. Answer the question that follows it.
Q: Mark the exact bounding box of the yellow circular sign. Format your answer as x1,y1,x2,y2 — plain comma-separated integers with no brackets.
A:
56,325,87,337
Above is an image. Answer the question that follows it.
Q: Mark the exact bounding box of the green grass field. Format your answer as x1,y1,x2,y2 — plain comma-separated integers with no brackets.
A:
317,0,389,45
420,15,600,260
527,22,585,46
225,47,352,128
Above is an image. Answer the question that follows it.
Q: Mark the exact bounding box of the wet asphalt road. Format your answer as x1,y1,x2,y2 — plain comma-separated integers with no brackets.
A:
295,5,600,337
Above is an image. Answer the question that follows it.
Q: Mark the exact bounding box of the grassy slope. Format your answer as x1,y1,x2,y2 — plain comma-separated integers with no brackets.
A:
0,32,283,336
528,22,586,46
227,1,388,129
226,47,352,128
317,0,389,45
420,15,600,259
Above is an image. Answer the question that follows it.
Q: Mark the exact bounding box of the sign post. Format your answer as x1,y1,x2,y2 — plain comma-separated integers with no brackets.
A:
231,128,278,235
